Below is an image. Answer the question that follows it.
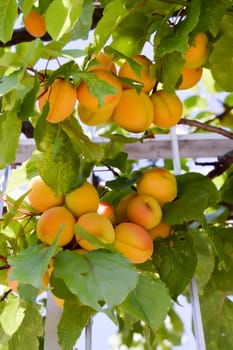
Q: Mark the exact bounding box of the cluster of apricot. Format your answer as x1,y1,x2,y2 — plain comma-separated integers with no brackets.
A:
37,32,208,132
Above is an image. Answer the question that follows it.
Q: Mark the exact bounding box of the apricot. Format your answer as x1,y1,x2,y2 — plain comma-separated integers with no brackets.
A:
114,222,153,264
118,55,156,93
27,175,64,212
184,32,209,69
38,78,77,123
137,167,177,206
150,89,183,128
24,11,46,38
76,70,122,112
126,194,162,230
89,52,117,74
65,181,99,218
97,200,116,224
37,206,75,246
148,222,172,240
75,212,115,251
115,192,137,223
177,67,203,90
78,103,114,126
112,89,154,132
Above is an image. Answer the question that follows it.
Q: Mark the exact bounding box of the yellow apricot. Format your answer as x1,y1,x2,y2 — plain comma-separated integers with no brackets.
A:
65,181,99,218
112,89,154,132
76,70,122,112
114,222,153,264
118,55,156,93
78,103,114,126
137,167,177,206
27,175,64,213
184,32,209,69
89,52,117,74
24,11,46,38
38,78,77,123
75,212,115,251
148,222,172,240
37,206,75,246
177,67,203,90
97,200,116,224
150,89,183,128
115,192,137,224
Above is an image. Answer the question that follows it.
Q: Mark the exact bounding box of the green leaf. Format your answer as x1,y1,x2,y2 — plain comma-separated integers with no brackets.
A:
0,112,22,169
220,173,233,203
8,302,43,350
58,301,94,350
71,0,94,40
45,0,83,40
209,15,233,91
53,249,138,311
163,172,219,225
122,272,171,329
0,296,25,336
0,0,18,43
8,240,60,289
152,231,197,299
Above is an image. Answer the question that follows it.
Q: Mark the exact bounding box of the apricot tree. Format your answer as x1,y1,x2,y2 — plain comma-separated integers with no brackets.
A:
0,1,233,349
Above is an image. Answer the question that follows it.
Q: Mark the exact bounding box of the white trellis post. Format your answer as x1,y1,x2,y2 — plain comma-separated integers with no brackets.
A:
170,126,206,350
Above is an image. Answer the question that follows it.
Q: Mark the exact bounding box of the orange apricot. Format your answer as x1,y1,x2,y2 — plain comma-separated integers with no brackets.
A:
114,222,153,264
65,181,99,218
112,89,154,132
75,212,115,251
184,32,209,69
150,89,183,128
38,78,77,123
115,192,137,224
37,206,75,246
118,55,156,93
177,67,203,90
77,103,114,126
76,70,122,112
89,52,117,74
148,222,172,240
27,175,64,213
97,200,116,224
24,11,46,38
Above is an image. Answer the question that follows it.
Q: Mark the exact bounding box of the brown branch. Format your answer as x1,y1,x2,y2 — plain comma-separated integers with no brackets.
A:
195,149,233,178
178,118,233,140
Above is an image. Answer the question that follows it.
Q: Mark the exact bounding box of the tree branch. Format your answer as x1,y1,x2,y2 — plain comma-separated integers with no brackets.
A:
195,149,233,178
178,118,233,140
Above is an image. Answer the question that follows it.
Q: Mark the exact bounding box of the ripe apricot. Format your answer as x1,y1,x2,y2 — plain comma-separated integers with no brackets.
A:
112,89,154,132
118,55,156,93
24,11,46,38
27,175,64,213
115,192,137,224
37,206,75,246
97,200,116,224
150,89,183,128
89,52,117,74
77,103,114,126
65,181,99,218
177,67,203,90
75,212,115,251
137,167,177,206
184,32,209,69
148,222,172,240
38,78,77,123
126,194,162,230
114,222,153,264
76,70,122,112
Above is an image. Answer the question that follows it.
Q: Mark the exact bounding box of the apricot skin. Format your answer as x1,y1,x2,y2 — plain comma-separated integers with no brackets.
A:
184,32,209,69
37,206,75,246
148,222,172,240
78,103,114,126
118,55,156,93
115,193,137,224
137,167,177,206
38,79,77,123
65,181,99,218
177,67,203,90
114,222,154,264
97,200,116,224
89,52,117,74
150,90,183,128
27,175,64,213
112,89,154,132
24,11,46,38
76,70,122,112
75,212,115,251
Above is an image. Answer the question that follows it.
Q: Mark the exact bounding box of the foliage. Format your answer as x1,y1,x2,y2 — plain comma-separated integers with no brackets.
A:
0,1,233,349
